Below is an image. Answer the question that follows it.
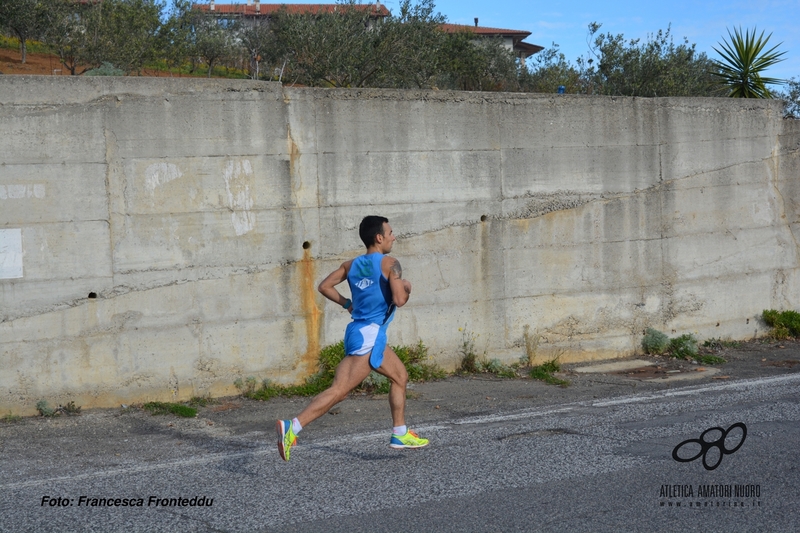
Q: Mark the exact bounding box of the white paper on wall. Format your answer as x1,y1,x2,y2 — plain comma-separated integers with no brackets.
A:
0,228,24,279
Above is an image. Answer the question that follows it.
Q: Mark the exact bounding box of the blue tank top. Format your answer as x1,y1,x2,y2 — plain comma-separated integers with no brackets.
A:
347,253,394,324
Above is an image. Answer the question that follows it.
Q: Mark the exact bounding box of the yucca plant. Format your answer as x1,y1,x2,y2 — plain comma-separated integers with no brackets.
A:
712,27,785,98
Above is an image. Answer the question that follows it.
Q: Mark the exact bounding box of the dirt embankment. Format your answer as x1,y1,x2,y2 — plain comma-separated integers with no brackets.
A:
0,47,204,77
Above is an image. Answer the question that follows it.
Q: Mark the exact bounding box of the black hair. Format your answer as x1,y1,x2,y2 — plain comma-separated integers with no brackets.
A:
359,216,389,248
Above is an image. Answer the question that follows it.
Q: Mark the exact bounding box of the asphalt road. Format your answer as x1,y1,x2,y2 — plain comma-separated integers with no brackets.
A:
2,345,799,532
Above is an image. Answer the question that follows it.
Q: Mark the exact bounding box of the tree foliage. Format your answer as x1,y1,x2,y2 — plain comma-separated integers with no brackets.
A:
518,43,584,94
779,78,800,117
86,0,164,74
158,0,196,73
39,0,88,75
437,32,519,91
575,23,721,97
0,0,44,63
16,0,788,101
373,0,446,89
193,11,234,77
36,0,164,74
268,1,386,87
712,26,786,98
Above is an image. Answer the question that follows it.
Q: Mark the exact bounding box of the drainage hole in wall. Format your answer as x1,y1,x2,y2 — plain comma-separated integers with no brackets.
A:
88,292,97,299
302,241,311,250
480,215,487,222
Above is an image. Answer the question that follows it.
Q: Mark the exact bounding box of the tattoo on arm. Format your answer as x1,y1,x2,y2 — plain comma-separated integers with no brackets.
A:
390,259,402,279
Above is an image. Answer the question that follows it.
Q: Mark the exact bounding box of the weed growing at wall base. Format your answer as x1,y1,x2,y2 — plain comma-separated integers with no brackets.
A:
643,329,727,365
456,328,517,377
529,359,570,387
240,340,445,401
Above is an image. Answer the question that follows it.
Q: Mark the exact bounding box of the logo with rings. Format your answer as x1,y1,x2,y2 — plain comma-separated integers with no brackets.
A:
672,422,747,471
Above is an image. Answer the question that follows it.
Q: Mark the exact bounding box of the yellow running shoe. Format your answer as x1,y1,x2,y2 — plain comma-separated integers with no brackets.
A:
276,420,297,461
390,429,429,449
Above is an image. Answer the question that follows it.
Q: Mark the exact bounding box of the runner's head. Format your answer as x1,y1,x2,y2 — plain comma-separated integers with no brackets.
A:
359,215,392,251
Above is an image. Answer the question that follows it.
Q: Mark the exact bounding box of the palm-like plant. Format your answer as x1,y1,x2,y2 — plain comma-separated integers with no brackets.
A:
712,27,786,98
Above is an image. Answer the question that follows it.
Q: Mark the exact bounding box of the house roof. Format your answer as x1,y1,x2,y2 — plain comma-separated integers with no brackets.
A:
438,23,532,40
438,23,543,58
514,41,545,55
193,3,390,17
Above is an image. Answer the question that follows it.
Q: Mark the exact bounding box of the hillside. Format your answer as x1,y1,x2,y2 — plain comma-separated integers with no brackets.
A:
0,47,214,78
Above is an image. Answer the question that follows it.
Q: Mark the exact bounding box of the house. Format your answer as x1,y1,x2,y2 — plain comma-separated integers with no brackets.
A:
439,19,543,66
193,3,542,64
193,1,391,27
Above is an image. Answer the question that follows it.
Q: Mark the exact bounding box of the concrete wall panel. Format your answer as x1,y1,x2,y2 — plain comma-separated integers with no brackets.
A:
0,164,108,224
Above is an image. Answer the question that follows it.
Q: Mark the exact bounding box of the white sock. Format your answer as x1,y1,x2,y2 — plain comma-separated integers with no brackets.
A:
393,425,407,436
292,418,303,434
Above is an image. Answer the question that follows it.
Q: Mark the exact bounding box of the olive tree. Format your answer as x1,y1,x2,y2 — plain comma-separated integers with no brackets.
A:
0,0,45,64
580,23,720,97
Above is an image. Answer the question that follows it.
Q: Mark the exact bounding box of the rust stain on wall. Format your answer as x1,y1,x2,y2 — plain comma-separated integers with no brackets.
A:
287,126,300,179
298,248,322,375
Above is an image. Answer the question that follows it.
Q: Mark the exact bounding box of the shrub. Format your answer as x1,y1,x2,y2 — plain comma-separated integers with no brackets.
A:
36,400,58,417
762,309,800,338
642,328,670,354
394,341,447,382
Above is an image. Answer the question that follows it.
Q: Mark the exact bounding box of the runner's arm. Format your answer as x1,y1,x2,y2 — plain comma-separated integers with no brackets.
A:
318,261,353,311
384,256,411,307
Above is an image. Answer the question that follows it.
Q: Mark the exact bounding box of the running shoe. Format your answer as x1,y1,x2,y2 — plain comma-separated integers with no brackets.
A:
276,420,297,461
390,429,429,449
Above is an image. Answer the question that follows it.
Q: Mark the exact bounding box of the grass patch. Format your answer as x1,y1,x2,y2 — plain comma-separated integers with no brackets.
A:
697,355,727,365
529,359,570,387
2,413,22,423
0,35,51,55
142,402,197,418
240,340,446,400
187,396,214,408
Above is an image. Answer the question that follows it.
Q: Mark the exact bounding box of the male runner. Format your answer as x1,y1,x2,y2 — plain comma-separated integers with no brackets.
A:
276,216,429,461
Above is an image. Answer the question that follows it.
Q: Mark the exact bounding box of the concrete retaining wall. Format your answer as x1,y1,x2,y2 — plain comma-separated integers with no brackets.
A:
1,77,798,414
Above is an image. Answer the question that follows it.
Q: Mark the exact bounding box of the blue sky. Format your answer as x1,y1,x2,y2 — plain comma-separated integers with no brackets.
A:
217,0,800,82
427,0,799,81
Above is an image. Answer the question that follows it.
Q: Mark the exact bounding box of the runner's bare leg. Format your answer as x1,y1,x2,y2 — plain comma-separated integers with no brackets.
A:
374,346,409,427
295,353,372,427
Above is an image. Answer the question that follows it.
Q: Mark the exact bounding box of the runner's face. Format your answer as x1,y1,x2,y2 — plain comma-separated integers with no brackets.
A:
380,223,395,253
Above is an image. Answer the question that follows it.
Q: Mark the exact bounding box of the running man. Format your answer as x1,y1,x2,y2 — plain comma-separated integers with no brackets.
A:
276,216,429,461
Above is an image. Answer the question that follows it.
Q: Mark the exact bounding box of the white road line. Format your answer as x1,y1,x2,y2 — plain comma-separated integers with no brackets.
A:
591,373,800,407
451,407,574,425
